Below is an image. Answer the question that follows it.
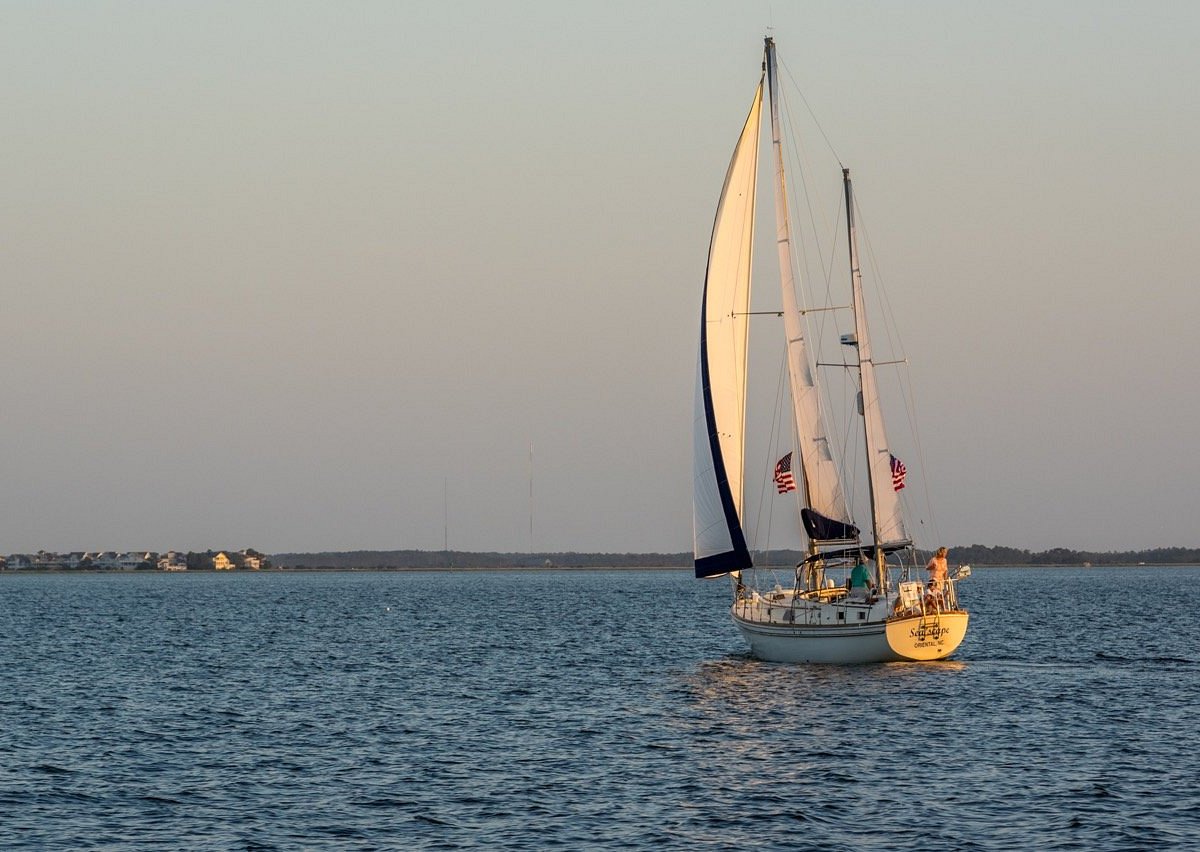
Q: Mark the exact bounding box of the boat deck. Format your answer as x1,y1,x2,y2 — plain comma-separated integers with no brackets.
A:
734,578,965,628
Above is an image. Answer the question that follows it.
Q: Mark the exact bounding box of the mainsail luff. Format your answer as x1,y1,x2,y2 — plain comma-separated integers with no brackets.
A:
764,37,852,543
844,169,908,568
693,81,764,578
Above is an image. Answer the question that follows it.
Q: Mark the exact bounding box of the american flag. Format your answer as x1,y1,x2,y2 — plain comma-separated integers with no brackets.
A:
774,452,796,494
890,454,907,491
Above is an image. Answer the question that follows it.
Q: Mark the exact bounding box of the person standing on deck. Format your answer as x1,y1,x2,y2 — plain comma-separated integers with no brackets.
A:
926,547,949,592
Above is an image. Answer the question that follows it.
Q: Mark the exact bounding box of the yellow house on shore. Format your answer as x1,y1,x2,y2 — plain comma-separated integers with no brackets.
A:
214,552,235,571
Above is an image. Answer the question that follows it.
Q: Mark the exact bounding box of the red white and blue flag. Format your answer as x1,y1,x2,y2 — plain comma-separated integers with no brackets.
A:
774,452,796,494
890,454,907,491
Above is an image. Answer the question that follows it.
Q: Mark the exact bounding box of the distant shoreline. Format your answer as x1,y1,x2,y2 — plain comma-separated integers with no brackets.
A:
4,563,1199,576
7,547,1200,574
0,565,688,575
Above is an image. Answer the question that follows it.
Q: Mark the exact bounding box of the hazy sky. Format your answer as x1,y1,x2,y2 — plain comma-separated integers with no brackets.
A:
3,1,1198,554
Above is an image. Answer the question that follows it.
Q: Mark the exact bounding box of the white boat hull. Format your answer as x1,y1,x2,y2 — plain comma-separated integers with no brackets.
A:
733,608,969,664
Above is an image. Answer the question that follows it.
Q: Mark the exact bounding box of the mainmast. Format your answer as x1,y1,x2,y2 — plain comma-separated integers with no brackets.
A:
764,36,851,557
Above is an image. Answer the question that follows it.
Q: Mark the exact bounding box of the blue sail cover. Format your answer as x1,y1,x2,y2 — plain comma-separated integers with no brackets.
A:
801,508,860,543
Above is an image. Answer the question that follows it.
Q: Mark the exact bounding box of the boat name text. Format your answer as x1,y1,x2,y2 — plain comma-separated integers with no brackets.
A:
909,623,951,643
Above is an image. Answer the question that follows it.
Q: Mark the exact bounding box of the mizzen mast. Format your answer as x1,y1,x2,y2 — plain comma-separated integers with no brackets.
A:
843,168,908,592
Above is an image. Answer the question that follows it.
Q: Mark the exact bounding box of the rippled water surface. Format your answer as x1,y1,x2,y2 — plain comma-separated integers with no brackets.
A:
2,567,1198,850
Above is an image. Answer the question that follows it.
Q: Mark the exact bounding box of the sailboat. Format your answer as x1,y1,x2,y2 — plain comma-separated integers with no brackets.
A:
693,37,969,664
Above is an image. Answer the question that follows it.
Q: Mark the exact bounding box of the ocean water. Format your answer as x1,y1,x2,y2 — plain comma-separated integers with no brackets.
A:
1,566,1197,850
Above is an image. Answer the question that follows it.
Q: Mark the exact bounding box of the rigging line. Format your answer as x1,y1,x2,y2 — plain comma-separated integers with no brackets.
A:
900,359,942,547
754,347,792,589
778,80,840,334
852,194,941,546
853,195,904,364
812,200,855,491
778,79,832,302
777,81,853,486
794,160,847,405
774,56,858,494
751,342,791,572
776,67,900,542
780,57,843,168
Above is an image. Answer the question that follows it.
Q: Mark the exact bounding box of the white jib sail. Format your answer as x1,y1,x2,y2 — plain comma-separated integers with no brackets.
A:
693,82,762,571
764,39,851,532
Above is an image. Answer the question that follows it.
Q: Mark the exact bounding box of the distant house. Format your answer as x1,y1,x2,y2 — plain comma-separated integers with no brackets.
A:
93,552,122,570
34,551,66,571
158,551,187,572
213,552,235,571
241,551,263,570
6,554,33,570
118,552,155,571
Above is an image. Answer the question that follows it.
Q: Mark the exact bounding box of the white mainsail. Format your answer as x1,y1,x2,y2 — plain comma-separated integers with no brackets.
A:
693,82,763,577
764,39,853,538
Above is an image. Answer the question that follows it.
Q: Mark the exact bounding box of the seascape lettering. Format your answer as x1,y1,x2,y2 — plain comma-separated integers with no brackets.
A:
909,623,951,643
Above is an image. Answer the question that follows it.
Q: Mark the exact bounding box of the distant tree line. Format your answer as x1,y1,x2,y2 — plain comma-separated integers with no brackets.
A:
758,545,1200,567
942,544,1200,566
270,545,1200,570
271,550,692,569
